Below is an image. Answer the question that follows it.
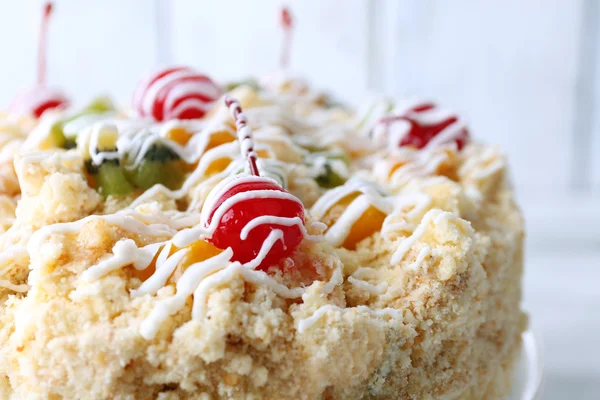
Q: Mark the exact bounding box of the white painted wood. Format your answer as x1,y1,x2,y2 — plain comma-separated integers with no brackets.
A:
383,0,584,193
0,0,158,108
170,0,369,103
592,98,600,189
524,251,600,400
586,0,600,191
592,105,600,190
0,0,596,196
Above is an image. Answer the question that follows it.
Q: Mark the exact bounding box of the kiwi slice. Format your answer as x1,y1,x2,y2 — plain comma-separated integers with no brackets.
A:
85,159,133,196
46,122,68,148
315,163,347,189
124,160,185,190
123,144,186,190
84,96,114,114
224,78,260,92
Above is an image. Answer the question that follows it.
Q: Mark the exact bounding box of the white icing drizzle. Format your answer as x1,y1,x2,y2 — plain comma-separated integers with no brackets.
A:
200,175,307,239
81,240,165,282
124,208,201,230
373,146,454,190
139,248,233,339
62,112,116,138
347,267,388,295
74,100,350,340
422,119,466,150
305,152,350,182
107,123,278,211
127,144,242,209
240,216,303,240
310,178,393,247
133,67,221,120
459,145,505,181
0,280,30,292
3,80,497,346
253,126,308,160
17,150,82,172
381,192,432,240
243,105,313,134
258,71,328,109
390,210,440,265
81,211,340,340
27,214,175,259
406,245,431,272
354,95,395,137
297,304,403,334
390,209,469,266
78,116,235,175
372,101,467,154
0,210,179,293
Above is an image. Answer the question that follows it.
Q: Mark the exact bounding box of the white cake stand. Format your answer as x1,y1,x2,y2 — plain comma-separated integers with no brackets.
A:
505,330,544,400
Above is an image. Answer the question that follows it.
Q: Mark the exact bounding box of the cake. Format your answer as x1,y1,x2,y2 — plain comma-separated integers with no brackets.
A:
0,66,527,399
0,5,526,399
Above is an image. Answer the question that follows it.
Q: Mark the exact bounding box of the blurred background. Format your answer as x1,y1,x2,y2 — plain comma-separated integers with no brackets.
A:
0,1,598,398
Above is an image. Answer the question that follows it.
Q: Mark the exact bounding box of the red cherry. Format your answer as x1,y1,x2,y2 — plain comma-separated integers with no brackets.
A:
133,66,221,121
379,102,469,150
399,117,469,150
10,3,70,118
33,98,64,117
10,87,69,118
408,102,435,113
204,177,305,270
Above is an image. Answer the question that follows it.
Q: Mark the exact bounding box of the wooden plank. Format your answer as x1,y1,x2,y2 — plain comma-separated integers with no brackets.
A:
570,0,598,191
586,2,600,191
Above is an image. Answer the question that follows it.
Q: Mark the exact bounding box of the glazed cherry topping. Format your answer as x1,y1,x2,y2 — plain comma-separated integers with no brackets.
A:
133,66,221,121
205,177,305,269
10,2,70,118
202,96,306,270
32,97,64,117
379,102,469,150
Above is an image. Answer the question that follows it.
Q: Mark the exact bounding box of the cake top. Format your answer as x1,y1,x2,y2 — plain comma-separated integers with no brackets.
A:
0,61,506,333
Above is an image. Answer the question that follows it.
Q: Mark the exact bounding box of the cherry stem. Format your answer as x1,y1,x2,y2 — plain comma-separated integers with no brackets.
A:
224,96,260,176
279,6,293,70
37,2,54,87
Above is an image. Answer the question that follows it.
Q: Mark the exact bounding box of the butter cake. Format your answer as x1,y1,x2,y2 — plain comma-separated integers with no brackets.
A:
0,68,526,399
0,5,526,400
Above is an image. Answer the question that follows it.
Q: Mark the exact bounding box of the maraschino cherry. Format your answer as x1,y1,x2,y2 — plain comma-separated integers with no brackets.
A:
378,102,469,150
133,66,221,121
10,2,69,118
201,96,305,270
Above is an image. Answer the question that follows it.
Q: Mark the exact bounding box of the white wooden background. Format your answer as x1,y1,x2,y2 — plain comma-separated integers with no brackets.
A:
0,1,599,398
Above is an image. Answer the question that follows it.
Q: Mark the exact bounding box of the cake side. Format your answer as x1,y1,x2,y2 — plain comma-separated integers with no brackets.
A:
0,82,526,399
